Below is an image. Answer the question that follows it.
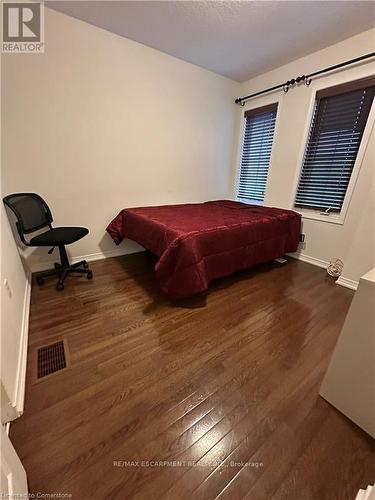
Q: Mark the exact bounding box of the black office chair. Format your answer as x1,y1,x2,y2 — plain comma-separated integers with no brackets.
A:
3,193,93,291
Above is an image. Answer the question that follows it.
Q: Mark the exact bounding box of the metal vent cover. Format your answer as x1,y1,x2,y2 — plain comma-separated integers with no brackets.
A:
34,339,70,382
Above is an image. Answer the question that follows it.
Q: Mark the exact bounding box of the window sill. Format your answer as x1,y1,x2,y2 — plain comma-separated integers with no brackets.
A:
297,210,344,225
237,198,263,206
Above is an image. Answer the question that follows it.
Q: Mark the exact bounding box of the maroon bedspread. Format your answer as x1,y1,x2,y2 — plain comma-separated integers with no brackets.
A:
106,200,301,299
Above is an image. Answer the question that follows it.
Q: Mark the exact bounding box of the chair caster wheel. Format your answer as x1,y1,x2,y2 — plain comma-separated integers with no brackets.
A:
56,282,64,291
36,276,44,285
87,271,93,280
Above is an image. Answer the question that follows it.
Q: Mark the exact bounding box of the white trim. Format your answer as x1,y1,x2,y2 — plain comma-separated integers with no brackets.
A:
70,247,131,265
289,90,317,208
31,246,141,273
288,251,329,269
264,97,284,203
14,271,31,415
335,276,358,291
289,72,375,224
234,115,246,199
298,210,344,225
235,94,283,203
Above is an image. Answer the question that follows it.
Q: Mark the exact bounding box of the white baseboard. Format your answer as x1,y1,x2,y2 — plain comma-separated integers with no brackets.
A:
70,247,133,265
288,252,358,291
335,276,359,291
14,270,32,415
287,252,329,269
31,246,142,273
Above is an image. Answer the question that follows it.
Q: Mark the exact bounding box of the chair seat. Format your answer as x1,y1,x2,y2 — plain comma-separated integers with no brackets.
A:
30,227,89,246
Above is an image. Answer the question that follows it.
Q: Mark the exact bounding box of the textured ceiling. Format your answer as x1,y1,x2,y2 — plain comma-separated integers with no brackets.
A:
47,1,375,82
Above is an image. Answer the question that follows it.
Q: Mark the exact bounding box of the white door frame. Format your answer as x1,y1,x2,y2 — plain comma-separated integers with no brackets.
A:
1,424,28,498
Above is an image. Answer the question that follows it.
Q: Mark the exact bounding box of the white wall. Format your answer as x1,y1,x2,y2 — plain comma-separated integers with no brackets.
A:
2,7,238,270
0,206,30,413
233,29,375,285
1,55,30,414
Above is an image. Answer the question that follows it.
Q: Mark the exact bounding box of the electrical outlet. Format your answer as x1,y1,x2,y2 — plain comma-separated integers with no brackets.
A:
3,279,12,298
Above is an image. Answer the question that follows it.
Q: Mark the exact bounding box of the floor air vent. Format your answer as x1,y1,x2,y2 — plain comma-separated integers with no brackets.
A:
34,339,70,382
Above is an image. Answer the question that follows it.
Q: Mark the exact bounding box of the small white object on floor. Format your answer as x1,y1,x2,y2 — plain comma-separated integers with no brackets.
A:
274,257,287,264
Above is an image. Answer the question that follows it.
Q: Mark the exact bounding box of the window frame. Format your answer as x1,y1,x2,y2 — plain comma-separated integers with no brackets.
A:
236,99,281,205
291,77,375,225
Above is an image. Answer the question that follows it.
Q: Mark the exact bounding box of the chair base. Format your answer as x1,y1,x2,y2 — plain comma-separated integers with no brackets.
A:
35,245,93,291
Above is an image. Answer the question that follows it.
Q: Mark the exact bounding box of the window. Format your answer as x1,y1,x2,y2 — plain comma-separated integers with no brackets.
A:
237,103,278,204
295,78,375,214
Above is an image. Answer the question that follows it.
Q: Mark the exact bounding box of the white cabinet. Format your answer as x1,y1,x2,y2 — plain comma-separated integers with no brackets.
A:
320,268,375,438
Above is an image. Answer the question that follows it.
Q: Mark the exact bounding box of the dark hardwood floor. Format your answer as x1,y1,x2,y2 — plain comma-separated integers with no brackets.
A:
10,253,374,500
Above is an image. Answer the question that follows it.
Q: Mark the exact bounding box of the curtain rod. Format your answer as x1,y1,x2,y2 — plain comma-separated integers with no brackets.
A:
235,52,375,106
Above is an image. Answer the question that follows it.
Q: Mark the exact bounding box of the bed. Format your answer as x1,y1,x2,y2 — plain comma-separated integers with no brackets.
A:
106,200,301,299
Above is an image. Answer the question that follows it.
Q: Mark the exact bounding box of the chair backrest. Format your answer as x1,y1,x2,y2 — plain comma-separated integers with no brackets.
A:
3,193,53,237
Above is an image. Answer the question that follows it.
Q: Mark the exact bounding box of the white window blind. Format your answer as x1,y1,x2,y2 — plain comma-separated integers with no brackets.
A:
237,103,278,204
295,79,374,212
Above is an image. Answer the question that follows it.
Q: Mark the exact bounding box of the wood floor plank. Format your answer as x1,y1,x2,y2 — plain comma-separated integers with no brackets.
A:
9,253,373,500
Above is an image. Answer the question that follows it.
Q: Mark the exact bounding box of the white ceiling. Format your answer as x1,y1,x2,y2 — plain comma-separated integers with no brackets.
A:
47,1,375,82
